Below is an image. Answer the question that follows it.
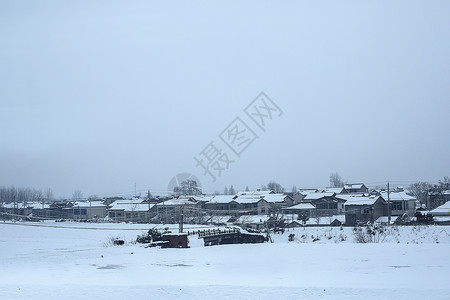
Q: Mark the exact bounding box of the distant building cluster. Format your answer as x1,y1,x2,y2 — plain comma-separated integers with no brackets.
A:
1,183,450,227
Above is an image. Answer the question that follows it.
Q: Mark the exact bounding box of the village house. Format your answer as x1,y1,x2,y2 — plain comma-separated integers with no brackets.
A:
154,196,204,223
235,215,272,230
292,189,319,204
342,183,369,194
302,192,346,216
49,201,73,219
379,191,416,217
344,195,388,226
259,193,294,213
108,199,155,223
66,200,108,219
283,202,316,218
28,201,52,220
1,201,53,220
233,196,270,215
204,195,238,213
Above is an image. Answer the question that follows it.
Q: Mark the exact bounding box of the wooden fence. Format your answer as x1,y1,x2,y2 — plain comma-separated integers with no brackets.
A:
187,228,240,237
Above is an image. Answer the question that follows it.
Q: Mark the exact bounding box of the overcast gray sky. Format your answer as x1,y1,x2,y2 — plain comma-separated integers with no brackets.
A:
1,1,449,198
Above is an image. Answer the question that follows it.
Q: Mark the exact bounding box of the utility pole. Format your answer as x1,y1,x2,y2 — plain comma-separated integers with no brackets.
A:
134,183,137,198
387,182,391,226
147,190,151,223
179,207,184,233
147,190,151,210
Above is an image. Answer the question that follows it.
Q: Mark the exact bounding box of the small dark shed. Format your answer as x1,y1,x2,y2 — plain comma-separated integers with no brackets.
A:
203,232,266,246
162,233,189,248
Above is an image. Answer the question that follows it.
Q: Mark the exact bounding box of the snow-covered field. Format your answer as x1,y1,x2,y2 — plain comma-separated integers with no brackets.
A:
1,222,449,299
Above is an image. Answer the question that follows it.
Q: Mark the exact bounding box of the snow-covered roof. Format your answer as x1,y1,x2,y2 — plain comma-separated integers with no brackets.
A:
297,189,319,194
72,201,106,208
26,201,51,209
195,195,215,202
285,203,315,210
109,200,154,212
430,201,450,216
206,195,236,204
379,191,416,201
260,194,289,203
344,183,365,189
343,196,384,206
237,190,274,196
181,195,214,202
158,198,199,206
336,194,368,201
443,190,450,195
303,192,335,200
235,196,265,204
323,187,345,194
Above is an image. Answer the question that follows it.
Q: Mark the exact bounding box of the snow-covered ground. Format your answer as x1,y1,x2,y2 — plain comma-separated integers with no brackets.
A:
1,221,449,299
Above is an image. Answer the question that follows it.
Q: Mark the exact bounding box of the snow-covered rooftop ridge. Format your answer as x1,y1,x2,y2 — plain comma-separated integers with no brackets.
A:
234,196,265,204
336,194,368,201
109,199,154,212
343,195,383,206
259,193,289,203
158,198,199,206
303,192,335,200
237,190,274,196
380,191,416,201
72,201,106,208
323,187,345,193
206,195,236,204
297,188,319,194
285,203,315,210
344,183,365,189
430,201,450,214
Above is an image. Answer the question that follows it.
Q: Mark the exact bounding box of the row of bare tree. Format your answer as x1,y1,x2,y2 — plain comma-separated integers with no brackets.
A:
0,186,54,204
409,176,450,206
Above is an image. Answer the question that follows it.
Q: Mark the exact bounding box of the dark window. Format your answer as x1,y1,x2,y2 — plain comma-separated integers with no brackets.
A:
390,202,403,211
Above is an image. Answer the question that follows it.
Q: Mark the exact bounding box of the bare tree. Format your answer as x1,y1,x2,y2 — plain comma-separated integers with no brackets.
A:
44,188,53,201
88,195,100,201
267,181,285,193
329,172,344,187
291,185,298,193
229,185,236,195
224,186,229,195
245,186,250,192
72,190,83,201
438,176,450,190
408,182,431,207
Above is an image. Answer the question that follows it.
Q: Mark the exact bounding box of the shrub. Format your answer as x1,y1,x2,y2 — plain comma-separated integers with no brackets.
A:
136,227,171,244
103,235,124,247
353,224,388,243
